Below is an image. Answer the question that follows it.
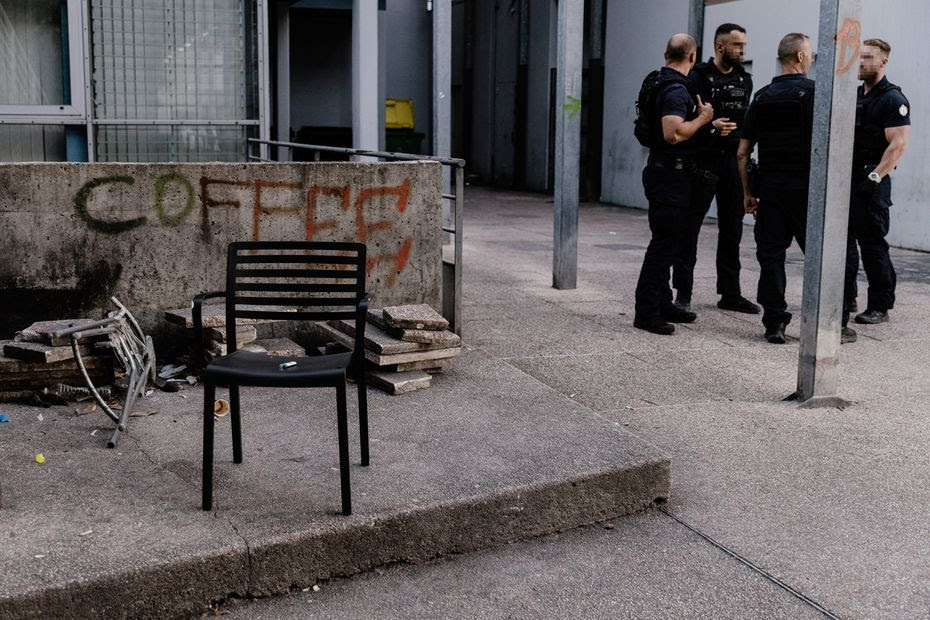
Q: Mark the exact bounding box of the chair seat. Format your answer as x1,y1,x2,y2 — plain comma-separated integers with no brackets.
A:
204,350,353,387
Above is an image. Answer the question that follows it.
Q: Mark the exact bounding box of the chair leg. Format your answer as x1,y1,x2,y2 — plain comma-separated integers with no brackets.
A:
356,364,370,467
202,382,216,511
336,380,352,516
230,384,242,464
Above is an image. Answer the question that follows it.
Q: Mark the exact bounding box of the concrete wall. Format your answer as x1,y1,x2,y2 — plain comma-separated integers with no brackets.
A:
600,0,691,208
0,162,442,336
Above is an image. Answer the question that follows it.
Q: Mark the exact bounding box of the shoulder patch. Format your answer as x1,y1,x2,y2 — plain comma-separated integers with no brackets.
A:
900,104,909,117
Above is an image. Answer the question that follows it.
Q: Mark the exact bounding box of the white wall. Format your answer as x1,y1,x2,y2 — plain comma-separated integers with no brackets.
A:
601,0,930,251
860,0,930,251
600,0,691,208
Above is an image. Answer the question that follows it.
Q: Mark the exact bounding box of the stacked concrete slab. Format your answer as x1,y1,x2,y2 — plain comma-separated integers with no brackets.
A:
163,304,306,362
314,304,462,395
0,320,114,400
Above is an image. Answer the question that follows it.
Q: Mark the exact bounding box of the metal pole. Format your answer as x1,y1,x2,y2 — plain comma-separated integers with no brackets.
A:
352,0,379,156
433,0,453,236
688,0,705,59
796,0,862,407
552,0,584,290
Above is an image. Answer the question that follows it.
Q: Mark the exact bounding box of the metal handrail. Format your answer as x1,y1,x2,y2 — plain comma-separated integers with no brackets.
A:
246,138,464,337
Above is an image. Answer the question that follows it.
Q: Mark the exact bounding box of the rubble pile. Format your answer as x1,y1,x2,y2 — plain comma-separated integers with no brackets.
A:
164,303,306,362
0,320,114,400
313,304,461,395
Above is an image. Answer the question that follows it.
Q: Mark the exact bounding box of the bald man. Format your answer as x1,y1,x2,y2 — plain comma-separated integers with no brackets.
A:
634,34,714,335
737,33,816,344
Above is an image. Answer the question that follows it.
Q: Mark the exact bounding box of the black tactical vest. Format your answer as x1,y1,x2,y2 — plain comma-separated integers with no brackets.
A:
854,80,903,167
693,61,751,143
751,78,815,175
649,73,698,156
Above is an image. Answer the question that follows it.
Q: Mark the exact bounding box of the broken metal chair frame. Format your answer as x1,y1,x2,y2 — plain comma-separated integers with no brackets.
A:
52,297,156,449
195,241,370,516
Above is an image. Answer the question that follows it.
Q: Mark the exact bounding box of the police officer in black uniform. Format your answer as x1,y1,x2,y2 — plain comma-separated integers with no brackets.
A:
843,38,910,328
736,33,815,344
634,34,714,335
673,23,759,315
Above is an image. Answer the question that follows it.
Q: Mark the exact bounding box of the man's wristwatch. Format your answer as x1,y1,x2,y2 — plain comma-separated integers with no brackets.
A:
867,171,882,184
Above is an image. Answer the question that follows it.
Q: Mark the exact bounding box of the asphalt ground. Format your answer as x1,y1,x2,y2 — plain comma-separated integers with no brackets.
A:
223,186,930,619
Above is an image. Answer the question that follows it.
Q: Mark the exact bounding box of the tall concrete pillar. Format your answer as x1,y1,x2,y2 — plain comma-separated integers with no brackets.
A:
352,0,379,153
275,3,291,161
552,0,584,290
796,0,863,407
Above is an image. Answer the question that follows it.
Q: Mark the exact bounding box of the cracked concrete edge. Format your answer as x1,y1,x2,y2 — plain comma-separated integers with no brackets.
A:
0,459,670,619
0,544,250,620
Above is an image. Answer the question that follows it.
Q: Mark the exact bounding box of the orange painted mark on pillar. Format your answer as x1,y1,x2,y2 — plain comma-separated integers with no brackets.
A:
252,180,303,241
835,18,861,76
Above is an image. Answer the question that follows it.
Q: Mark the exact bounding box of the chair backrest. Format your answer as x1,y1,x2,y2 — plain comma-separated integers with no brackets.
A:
225,241,366,354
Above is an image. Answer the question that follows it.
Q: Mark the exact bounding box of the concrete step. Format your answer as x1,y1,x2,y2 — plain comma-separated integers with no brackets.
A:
0,350,669,619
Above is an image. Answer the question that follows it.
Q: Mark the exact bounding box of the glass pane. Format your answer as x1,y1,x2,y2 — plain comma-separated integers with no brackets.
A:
94,125,251,162
0,0,67,105
91,0,257,122
0,125,66,161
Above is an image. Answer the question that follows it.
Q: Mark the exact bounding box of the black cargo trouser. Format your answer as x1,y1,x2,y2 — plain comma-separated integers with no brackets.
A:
673,151,746,302
635,161,692,322
754,181,808,330
843,172,896,322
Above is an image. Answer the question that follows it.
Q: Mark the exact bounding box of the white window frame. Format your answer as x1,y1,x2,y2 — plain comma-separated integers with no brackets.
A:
0,0,87,124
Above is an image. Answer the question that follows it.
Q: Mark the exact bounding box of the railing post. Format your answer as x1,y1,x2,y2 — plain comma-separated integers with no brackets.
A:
453,164,465,337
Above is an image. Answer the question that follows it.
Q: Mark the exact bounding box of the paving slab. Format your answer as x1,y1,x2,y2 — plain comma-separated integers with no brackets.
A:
0,349,669,618
604,396,930,619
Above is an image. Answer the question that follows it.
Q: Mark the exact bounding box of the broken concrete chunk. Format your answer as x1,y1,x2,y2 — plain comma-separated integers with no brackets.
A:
15,319,102,347
206,325,258,345
367,370,431,395
366,309,460,346
381,305,449,331
312,323,461,367
165,304,297,329
241,338,307,357
3,341,92,364
394,328,460,346
392,358,450,373
329,320,456,354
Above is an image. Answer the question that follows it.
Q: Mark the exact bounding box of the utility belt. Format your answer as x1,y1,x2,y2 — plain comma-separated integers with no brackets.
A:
647,152,694,172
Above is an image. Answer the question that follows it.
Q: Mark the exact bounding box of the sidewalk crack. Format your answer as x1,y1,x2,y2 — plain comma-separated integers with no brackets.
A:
659,506,841,619
123,432,198,489
225,517,254,596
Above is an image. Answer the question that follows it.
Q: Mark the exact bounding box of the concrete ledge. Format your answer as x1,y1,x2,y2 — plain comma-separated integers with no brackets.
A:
1,464,667,619
0,351,669,618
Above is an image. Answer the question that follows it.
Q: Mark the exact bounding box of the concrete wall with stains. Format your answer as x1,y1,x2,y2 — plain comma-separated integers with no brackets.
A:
0,161,442,337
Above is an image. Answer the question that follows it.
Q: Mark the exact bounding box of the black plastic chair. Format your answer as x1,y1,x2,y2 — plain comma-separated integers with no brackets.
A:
193,241,369,516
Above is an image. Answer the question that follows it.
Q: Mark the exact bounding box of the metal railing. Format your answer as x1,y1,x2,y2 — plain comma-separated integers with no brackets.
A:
246,138,465,336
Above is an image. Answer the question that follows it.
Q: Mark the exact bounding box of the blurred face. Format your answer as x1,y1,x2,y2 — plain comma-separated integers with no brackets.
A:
859,45,887,81
717,30,747,68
